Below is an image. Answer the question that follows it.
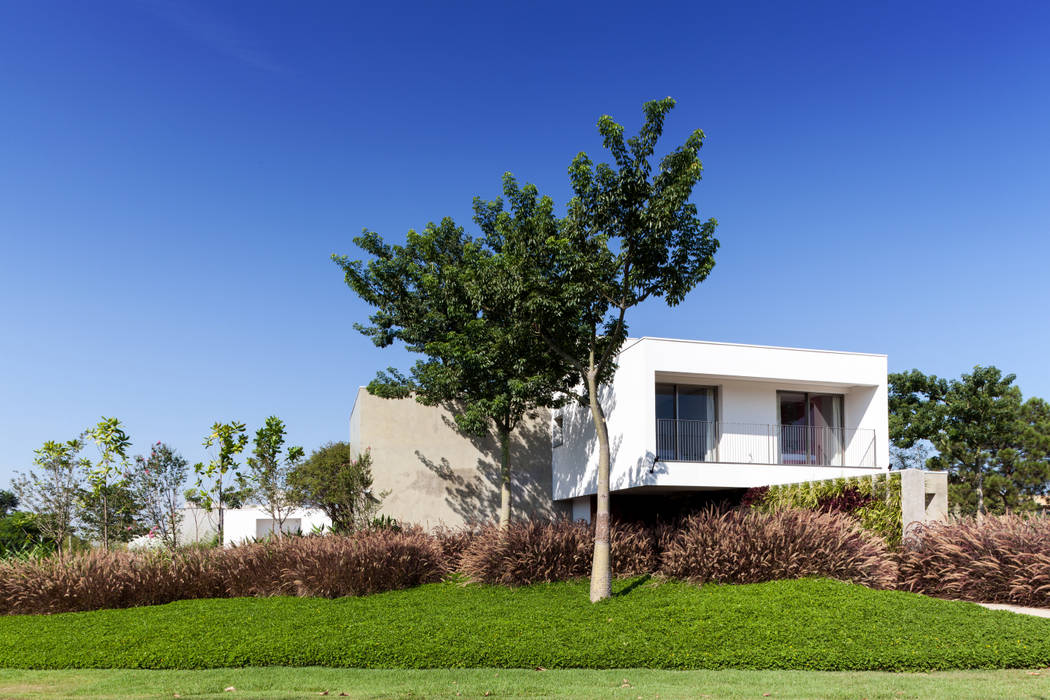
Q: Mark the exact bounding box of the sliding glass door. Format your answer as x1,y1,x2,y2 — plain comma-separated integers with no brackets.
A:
777,391,844,465
656,384,717,461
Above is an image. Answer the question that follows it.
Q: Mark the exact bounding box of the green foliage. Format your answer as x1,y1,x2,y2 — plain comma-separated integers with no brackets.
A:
2,579,1050,671
287,442,383,533
0,491,17,517
889,367,1050,515
0,512,52,559
190,421,249,543
12,438,87,553
751,473,903,548
84,417,133,551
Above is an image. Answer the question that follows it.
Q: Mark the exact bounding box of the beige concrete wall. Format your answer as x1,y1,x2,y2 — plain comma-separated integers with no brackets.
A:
349,388,565,528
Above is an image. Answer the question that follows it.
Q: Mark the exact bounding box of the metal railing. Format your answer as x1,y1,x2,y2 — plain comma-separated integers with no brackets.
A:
655,420,876,467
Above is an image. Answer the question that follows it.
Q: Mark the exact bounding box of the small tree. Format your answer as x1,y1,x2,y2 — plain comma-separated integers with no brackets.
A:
13,439,87,553
335,207,572,530
189,421,249,545
492,98,719,600
134,442,189,549
245,416,304,537
85,417,133,551
77,482,146,545
288,442,381,533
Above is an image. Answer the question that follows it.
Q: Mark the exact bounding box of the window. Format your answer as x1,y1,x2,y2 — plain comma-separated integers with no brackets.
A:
655,384,717,461
777,391,844,465
552,411,564,448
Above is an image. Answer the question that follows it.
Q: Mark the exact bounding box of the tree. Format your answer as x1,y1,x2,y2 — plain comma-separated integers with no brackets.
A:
335,207,572,530
189,421,249,545
13,438,86,553
245,416,304,537
77,482,146,545
288,442,381,533
889,366,1048,517
85,417,133,550
134,442,189,550
490,98,719,600
0,490,17,517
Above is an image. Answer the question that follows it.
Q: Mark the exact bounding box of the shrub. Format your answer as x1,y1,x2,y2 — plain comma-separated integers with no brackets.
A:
660,508,897,588
459,519,660,585
432,526,480,572
0,531,447,615
752,473,903,547
897,514,1050,606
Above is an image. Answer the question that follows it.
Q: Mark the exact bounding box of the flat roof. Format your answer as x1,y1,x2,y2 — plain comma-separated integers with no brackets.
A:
622,336,887,358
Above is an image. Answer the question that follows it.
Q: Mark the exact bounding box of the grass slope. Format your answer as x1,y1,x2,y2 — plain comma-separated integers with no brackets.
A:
3,668,1050,699
1,578,1049,671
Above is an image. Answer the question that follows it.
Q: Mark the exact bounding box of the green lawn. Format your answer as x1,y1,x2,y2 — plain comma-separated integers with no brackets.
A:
2,668,1050,699
1,578,1049,672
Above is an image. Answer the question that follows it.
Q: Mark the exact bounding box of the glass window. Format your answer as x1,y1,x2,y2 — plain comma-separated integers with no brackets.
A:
655,384,717,461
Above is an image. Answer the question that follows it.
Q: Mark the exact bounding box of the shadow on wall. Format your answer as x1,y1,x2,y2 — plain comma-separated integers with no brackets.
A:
551,384,621,500
415,412,565,526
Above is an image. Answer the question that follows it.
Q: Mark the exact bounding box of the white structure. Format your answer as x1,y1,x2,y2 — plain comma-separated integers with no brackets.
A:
129,506,332,549
554,337,889,518
220,506,332,546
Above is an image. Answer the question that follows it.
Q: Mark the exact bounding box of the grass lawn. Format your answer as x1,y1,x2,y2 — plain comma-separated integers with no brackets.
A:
1,668,1050,699
2,578,1050,672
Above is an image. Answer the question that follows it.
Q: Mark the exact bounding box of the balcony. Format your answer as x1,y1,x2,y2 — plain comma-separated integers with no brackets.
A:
656,420,877,468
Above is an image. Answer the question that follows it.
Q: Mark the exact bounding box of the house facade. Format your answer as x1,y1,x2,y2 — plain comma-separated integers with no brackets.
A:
349,337,890,528
554,337,889,521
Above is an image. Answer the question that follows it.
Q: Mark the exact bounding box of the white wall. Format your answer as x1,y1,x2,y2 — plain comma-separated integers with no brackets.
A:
552,337,890,500
222,506,332,546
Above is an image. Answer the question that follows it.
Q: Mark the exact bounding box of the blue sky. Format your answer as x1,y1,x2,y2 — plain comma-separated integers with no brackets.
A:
1,1,1048,482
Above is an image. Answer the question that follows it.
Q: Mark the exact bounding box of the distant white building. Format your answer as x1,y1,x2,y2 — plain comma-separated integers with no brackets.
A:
131,505,331,548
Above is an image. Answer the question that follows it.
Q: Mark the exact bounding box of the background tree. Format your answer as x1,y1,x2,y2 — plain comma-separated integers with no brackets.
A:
335,210,571,530
889,366,1048,516
77,482,146,545
134,442,189,549
189,421,249,545
0,490,16,516
12,439,86,553
490,98,718,601
288,442,382,533
85,417,133,550
245,416,304,537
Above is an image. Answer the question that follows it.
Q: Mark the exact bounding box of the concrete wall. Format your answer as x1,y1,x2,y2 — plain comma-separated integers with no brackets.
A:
349,388,565,528
552,337,890,500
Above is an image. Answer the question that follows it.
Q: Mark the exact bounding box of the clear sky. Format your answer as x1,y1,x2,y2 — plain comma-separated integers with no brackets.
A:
1,0,1048,483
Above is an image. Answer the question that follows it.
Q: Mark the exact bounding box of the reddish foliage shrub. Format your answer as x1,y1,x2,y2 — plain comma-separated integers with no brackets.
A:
897,515,1050,606
432,526,481,572
739,486,769,509
459,519,660,585
659,508,897,588
817,486,875,515
0,530,446,615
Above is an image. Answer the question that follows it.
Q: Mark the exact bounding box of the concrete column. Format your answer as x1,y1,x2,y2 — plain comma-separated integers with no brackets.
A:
900,468,949,534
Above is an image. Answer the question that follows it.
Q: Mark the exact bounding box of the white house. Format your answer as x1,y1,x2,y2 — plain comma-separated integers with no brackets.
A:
349,336,890,527
553,337,889,521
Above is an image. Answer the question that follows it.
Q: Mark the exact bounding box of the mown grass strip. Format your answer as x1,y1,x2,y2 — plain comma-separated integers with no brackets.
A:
1,578,1049,671
2,668,1050,699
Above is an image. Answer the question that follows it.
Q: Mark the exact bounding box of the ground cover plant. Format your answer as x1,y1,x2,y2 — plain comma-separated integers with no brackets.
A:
2,668,1050,699
899,514,1050,607
1,578,1049,671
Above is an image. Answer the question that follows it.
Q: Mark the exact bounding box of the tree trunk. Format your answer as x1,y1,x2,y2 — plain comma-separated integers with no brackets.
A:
587,369,612,603
498,426,512,531
217,474,224,546
976,456,985,523
101,488,109,552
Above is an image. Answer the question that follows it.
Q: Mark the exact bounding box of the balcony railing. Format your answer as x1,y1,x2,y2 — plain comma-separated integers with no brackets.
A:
655,420,877,467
